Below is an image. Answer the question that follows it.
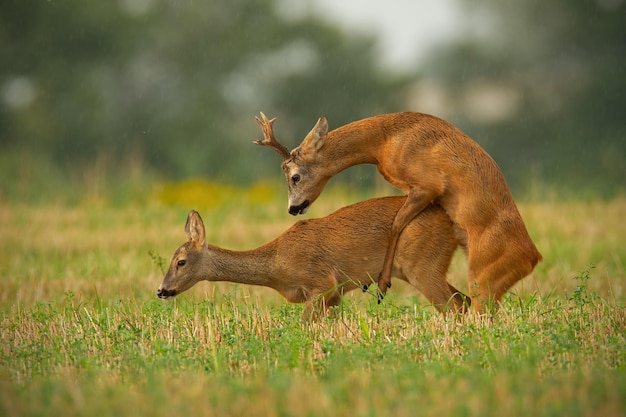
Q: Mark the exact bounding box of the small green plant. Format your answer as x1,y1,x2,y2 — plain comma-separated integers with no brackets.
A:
569,264,597,310
149,250,167,274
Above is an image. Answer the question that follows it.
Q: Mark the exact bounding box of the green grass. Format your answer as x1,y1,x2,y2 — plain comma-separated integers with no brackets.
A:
1,186,625,416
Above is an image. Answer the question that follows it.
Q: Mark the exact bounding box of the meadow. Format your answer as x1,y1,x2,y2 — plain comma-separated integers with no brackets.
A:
0,181,625,417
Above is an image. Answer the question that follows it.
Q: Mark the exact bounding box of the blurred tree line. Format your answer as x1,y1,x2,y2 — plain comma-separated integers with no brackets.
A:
1,0,624,200
418,0,625,196
0,0,408,197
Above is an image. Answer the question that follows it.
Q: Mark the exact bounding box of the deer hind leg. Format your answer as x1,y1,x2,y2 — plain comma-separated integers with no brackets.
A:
378,189,437,300
468,253,534,314
467,215,541,313
409,274,470,314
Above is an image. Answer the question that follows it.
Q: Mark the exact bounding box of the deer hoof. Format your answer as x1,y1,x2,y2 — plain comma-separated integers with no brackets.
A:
362,284,369,292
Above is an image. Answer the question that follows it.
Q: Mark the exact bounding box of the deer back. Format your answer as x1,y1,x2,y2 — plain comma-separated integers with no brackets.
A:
272,196,457,291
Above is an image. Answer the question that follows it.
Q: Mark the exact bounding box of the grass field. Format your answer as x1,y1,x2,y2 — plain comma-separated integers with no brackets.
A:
1,184,625,416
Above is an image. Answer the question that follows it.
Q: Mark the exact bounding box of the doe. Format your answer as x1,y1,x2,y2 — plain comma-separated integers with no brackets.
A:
157,196,467,319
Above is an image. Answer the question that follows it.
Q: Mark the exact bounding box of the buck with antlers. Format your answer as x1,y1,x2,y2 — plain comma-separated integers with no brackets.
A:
157,197,468,319
254,112,542,313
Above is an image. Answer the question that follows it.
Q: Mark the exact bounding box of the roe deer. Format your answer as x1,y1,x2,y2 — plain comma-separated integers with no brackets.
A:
254,112,542,312
157,196,468,319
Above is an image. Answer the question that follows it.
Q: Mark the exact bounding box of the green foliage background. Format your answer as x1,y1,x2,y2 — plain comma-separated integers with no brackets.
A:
422,0,626,195
1,0,625,198
0,0,407,194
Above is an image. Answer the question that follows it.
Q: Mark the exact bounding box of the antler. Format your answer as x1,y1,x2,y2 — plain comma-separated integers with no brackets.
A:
254,112,291,161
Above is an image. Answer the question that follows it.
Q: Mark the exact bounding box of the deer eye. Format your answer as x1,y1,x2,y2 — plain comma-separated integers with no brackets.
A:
291,174,301,184
177,259,186,267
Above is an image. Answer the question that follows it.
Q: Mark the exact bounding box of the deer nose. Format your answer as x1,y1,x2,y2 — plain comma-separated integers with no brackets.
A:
157,288,176,299
288,200,310,216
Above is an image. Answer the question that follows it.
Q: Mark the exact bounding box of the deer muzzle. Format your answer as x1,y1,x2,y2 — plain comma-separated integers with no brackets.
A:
157,288,176,299
288,200,310,216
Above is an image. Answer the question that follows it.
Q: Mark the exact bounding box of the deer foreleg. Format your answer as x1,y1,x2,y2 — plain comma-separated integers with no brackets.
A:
377,189,436,300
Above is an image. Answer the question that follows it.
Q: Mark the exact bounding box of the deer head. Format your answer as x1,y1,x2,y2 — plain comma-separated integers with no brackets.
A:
255,112,331,215
157,211,208,299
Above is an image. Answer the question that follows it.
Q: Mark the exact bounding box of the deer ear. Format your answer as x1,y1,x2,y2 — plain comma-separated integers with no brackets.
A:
303,116,328,153
185,210,207,248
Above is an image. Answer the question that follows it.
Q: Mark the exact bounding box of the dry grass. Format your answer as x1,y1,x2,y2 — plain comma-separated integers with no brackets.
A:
0,188,625,416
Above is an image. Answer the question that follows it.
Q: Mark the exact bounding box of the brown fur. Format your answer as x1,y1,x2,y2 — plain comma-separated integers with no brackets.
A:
157,197,468,319
256,112,542,312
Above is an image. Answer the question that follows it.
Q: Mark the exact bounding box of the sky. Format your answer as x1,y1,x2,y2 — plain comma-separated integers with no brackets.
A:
309,0,461,71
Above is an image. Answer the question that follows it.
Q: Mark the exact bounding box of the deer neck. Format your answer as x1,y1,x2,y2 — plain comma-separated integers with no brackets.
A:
322,124,382,174
205,243,280,290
